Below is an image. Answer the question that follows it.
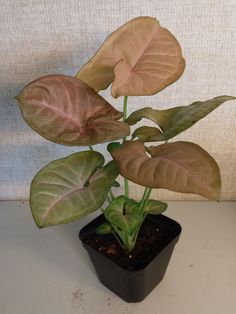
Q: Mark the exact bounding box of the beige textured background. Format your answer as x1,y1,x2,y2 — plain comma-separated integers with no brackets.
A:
0,0,235,201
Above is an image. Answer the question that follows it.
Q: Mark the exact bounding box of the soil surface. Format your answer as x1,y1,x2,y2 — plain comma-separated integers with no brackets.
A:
83,217,175,271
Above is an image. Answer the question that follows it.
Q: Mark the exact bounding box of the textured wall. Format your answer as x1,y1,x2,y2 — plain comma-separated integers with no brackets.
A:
0,0,235,200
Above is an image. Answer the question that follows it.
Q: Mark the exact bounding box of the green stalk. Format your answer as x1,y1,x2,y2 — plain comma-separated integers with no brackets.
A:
122,96,129,198
139,188,152,213
112,225,126,248
131,213,148,245
89,145,94,151
139,187,149,212
143,188,152,209
130,188,152,248
122,96,128,124
112,231,125,249
124,180,129,198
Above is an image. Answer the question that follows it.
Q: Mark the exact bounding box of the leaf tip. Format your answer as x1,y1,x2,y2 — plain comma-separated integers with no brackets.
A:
33,218,45,229
111,88,119,99
212,188,221,202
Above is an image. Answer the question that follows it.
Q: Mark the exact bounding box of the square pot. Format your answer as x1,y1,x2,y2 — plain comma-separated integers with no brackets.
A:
79,214,182,303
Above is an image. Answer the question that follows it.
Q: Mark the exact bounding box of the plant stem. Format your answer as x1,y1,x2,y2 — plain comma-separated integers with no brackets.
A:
132,213,148,245
122,96,128,124
124,180,129,198
112,232,124,249
139,188,152,213
89,145,94,151
143,188,152,207
139,187,149,212
129,189,153,250
122,96,129,198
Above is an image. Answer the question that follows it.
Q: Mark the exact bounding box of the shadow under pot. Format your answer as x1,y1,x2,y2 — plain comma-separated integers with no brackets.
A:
79,213,182,303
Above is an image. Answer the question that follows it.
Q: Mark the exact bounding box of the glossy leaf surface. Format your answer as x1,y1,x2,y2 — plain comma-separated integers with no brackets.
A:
16,75,130,146
30,151,118,228
111,141,221,200
127,96,235,142
76,16,185,98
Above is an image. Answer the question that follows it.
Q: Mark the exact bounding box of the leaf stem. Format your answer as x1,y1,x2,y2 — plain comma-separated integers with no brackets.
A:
139,188,152,213
128,188,152,251
122,96,129,198
112,232,125,249
89,145,94,151
124,180,129,198
122,96,128,124
139,187,149,212
132,212,147,245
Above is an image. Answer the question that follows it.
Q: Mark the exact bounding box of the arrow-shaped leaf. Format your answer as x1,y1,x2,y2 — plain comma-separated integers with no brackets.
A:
103,196,142,233
30,151,118,228
111,141,221,201
76,16,185,98
16,75,130,146
127,96,235,142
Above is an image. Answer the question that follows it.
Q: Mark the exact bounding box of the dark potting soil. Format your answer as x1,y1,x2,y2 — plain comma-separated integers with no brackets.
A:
83,217,175,271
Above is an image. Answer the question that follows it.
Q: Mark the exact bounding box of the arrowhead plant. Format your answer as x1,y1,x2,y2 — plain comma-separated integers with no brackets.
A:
16,16,235,252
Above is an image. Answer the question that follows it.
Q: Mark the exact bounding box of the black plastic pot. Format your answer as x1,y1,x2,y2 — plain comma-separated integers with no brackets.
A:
79,214,182,303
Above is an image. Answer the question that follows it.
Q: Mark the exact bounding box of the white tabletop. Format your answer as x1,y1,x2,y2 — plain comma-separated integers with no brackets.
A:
0,200,236,314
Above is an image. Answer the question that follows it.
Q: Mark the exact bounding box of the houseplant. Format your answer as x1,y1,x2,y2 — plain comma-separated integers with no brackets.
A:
16,16,235,302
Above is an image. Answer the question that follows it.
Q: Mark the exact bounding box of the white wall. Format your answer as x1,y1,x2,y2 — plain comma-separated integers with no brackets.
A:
0,0,235,200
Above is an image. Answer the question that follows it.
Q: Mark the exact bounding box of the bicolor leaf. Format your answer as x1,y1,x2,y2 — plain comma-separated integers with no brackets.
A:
103,196,142,233
30,151,118,228
16,75,130,146
111,141,221,200
127,96,235,142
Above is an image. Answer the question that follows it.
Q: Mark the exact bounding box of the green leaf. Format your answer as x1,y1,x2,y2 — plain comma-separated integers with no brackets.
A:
16,75,130,146
144,199,168,214
103,196,142,233
127,96,235,142
111,141,221,201
30,151,118,228
97,223,113,234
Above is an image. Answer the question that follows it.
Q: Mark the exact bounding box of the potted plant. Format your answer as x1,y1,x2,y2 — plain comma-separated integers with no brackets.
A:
16,16,235,303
